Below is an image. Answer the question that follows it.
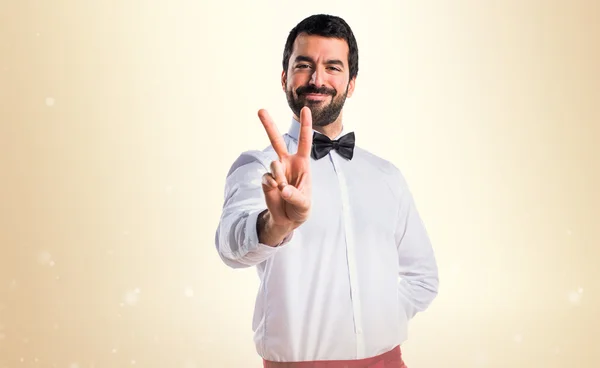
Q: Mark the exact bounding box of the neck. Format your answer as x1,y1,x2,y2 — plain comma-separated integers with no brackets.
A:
313,122,343,140
294,112,344,140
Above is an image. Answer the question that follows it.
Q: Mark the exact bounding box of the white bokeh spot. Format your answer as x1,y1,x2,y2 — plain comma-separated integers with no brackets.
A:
123,288,141,306
513,334,523,343
568,287,583,305
46,97,55,107
37,251,54,266
184,286,194,298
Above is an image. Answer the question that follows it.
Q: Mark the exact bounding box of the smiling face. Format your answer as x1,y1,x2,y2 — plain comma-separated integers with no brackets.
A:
282,33,356,127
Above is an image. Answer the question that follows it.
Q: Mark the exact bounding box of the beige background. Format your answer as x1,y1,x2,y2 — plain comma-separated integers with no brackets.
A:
1,0,599,367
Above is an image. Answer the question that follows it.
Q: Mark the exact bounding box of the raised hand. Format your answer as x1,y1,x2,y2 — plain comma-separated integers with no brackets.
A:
257,106,313,245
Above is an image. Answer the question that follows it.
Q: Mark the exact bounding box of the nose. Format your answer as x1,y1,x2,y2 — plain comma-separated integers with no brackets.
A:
309,67,324,87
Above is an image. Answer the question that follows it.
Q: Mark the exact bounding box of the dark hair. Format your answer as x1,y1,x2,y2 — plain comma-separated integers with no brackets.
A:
282,14,359,80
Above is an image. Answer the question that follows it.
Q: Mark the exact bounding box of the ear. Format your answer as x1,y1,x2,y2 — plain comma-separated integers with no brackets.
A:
281,70,287,92
346,77,356,98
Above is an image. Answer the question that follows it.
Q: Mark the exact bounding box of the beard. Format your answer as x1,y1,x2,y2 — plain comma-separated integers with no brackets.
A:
286,84,348,127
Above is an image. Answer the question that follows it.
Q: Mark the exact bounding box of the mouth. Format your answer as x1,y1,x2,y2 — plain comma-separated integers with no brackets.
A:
303,93,330,101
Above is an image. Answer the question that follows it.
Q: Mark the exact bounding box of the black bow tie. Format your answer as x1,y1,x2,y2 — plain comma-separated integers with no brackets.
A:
311,132,355,160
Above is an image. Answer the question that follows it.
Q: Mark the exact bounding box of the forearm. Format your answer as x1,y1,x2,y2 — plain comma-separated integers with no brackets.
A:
215,151,296,268
393,165,439,320
216,208,289,268
397,271,439,320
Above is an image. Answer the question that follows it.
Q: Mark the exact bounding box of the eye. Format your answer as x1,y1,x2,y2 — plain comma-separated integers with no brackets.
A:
327,66,342,72
296,64,311,69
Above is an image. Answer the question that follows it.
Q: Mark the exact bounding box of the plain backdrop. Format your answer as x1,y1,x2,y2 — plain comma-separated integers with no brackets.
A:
1,1,599,367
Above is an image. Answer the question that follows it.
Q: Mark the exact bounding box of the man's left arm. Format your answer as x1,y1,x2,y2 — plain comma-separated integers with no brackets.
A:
394,171,439,321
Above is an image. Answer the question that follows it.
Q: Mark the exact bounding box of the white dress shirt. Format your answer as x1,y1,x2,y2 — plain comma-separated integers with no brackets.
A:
215,118,439,363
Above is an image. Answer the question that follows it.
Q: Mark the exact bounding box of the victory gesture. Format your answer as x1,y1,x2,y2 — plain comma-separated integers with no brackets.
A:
257,106,313,246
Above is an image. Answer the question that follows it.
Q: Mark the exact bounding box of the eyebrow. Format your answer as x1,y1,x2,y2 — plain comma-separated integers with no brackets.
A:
294,55,345,67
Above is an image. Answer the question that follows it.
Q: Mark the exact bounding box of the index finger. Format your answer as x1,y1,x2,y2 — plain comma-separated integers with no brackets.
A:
296,106,313,158
258,109,288,158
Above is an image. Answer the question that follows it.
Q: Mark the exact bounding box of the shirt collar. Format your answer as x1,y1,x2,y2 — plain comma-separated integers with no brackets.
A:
287,117,348,141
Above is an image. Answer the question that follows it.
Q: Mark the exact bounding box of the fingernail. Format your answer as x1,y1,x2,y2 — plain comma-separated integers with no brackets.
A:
281,186,291,198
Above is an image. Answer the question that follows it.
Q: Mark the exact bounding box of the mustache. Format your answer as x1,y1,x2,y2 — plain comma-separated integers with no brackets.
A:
296,85,337,97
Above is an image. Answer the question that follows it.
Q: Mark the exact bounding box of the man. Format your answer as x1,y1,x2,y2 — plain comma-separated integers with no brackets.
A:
215,14,439,368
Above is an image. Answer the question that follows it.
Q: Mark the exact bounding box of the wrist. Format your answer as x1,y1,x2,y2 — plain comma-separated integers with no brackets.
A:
266,211,295,234
257,210,294,246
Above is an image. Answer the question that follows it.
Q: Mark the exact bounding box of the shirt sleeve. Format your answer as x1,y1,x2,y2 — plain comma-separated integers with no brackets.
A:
215,150,294,269
393,169,439,320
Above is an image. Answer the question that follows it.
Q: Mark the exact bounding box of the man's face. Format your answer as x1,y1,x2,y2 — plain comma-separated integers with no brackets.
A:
282,34,355,127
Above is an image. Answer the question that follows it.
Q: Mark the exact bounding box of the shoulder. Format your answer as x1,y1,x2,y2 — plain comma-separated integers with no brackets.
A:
354,146,405,180
226,134,294,177
226,150,272,177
